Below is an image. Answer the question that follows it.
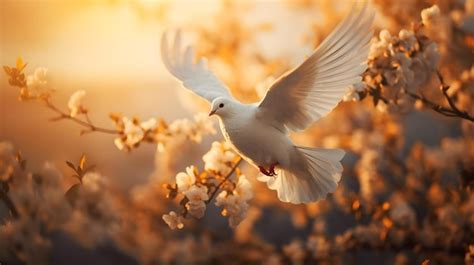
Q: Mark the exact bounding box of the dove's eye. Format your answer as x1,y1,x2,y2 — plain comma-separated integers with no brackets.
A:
219,103,224,108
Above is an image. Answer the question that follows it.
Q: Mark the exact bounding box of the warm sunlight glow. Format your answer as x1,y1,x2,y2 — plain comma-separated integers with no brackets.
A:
1,1,473,264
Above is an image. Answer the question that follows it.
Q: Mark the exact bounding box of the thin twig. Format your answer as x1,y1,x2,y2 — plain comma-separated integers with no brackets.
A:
406,71,474,122
43,99,119,134
368,71,474,122
206,157,243,204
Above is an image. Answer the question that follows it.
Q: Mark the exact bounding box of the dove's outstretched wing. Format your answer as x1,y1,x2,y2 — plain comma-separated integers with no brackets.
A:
161,31,232,103
258,2,374,132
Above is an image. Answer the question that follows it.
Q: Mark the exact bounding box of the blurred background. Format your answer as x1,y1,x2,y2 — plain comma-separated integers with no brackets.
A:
1,0,473,264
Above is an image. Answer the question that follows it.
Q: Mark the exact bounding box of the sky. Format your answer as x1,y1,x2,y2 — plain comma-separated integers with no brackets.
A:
0,0,321,189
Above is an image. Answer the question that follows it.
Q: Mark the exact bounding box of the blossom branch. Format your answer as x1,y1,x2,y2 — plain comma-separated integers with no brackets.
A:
163,143,250,229
206,157,243,204
405,71,474,122
366,71,474,122
43,98,119,135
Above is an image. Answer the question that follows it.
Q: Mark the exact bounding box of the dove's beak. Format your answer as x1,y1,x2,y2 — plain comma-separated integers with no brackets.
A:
209,109,217,116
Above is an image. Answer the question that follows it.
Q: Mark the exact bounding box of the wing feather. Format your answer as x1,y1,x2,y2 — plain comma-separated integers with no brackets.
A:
258,2,374,132
161,30,232,103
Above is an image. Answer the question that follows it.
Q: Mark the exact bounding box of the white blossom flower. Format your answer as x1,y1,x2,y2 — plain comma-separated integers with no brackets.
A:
140,118,157,131
393,52,412,69
216,192,246,227
234,174,253,201
176,166,197,192
168,118,192,135
368,41,387,59
26,67,48,96
114,117,144,150
343,82,365,102
68,90,86,117
421,5,440,26
166,113,215,144
183,185,209,218
398,29,418,51
151,114,215,152
202,141,237,175
343,88,360,102
423,42,441,69
191,113,216,142
215,175,252,228
123,117,143,143
82,172,105,193
184,185,209,202
162,211,184,230
185,200,207,218
379,29,392,44
114,138,126,151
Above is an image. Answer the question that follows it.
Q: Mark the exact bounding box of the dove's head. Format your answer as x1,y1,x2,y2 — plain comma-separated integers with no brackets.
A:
209,97,238,118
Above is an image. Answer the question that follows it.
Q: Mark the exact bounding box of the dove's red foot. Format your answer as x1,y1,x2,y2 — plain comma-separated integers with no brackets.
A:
269,162,278,176
259,163,279,177
259,166,273,176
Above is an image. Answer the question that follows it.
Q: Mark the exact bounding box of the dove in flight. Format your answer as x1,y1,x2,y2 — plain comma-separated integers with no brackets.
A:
160,2,374,204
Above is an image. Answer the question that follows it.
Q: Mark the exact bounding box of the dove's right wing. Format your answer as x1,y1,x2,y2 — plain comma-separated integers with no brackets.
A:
257,2,374,132
161,31,232,103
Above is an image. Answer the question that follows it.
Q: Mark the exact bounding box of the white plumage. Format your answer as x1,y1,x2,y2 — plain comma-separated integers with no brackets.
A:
160,2,374,204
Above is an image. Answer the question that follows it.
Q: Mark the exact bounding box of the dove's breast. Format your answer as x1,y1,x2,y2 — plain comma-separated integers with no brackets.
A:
219,108,294,169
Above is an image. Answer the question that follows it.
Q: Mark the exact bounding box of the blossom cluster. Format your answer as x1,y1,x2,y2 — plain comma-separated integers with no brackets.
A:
0,146,118,265
3,60,216,153
111,112,215,151
162,141,252,229
215,175,253,228
343,5,442,114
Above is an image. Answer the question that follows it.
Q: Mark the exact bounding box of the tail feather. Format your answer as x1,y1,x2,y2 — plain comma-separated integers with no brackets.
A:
258,147,345,204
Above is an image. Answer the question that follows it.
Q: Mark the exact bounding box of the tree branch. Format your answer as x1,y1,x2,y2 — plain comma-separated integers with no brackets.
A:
368,71,474,122
206,157,243,204
406,71,474,122
43,99,119,134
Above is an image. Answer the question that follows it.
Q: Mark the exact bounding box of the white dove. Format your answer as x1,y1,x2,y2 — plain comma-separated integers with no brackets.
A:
161,2,374,204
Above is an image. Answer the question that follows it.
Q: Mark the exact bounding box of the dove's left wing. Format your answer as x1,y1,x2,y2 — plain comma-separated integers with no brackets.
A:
258,3,374,132
161,31,232,103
